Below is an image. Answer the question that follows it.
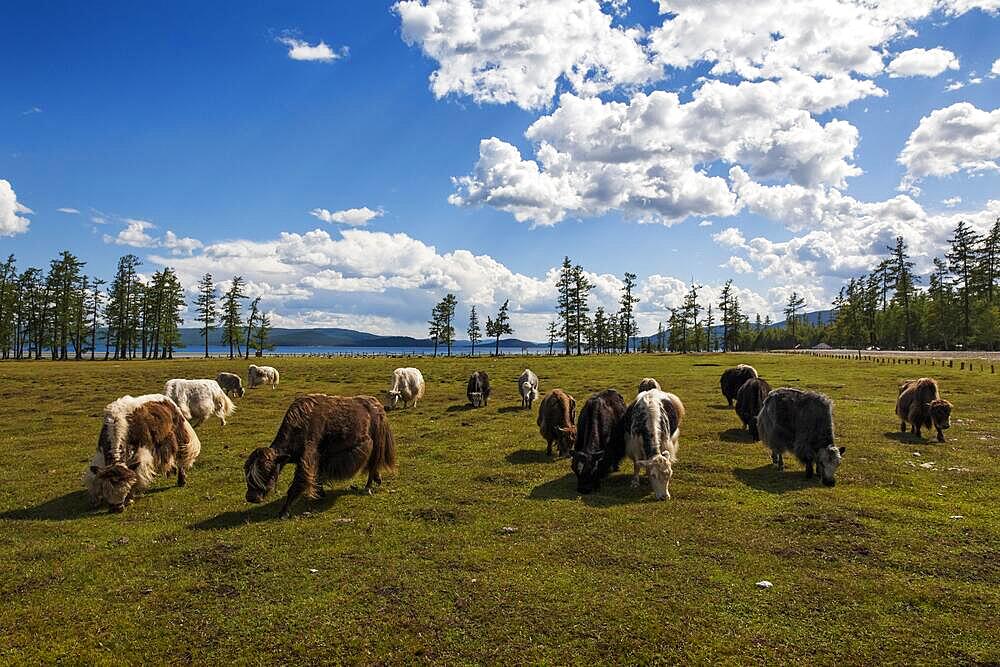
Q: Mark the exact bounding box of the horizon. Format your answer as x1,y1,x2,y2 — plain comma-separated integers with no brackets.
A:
2,1,999,341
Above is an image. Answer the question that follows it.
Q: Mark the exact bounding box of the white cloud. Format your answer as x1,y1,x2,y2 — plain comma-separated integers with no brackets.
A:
56,207,80,214
104,219,158,247
724,256,754,274
393,0,660,110
713,227,747,247
898,102,1000,191
992,58,1000,77
0,180,32,237
698,220,714,227
309,206,383,226
887,47,959,78
942,196,962,207
162,230,204,256
278,35,347,62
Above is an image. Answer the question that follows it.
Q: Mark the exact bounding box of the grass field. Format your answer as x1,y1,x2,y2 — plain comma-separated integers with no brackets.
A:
1,353,998,664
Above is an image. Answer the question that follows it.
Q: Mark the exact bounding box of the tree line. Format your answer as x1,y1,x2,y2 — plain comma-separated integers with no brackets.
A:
0,251,272,360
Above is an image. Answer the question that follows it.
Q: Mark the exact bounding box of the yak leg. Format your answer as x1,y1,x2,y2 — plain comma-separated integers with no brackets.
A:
805,461,814,478
177,465,187,487
771,451,784,469
631,460,641,487
546,440,553,457
900,420,907,433
936,427,945,443
279,467,310,518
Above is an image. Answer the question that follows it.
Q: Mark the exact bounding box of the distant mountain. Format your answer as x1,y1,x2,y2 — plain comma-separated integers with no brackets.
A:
634,308,837,348
177,327,545,348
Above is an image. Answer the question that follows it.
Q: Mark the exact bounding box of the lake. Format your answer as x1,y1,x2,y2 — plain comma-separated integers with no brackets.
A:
172,345,553,358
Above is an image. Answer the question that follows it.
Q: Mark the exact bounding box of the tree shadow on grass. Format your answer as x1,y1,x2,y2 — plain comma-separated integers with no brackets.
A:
733,465,815,494
719,428,754,443
189,487,355,530
506,448,553,464
529,472,652,507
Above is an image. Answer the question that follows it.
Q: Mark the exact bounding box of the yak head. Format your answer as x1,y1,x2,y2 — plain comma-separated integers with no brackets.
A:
929,399,952,431
572,448,606,494
89,461,141,512
244,447,289,503
555,425,577,457
815,445,846,487
387,390,402,409
469,391,485,407
638,454,672,500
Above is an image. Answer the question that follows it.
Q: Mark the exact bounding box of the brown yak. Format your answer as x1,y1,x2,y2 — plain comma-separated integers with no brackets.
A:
244,394,396,518
537,389,577,457
896,378,953,442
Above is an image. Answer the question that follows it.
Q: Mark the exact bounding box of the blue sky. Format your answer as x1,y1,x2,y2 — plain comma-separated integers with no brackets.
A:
2,1,999,338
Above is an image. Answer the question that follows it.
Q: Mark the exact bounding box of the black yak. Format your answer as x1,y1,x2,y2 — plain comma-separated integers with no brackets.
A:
467,370,491,407
735,377,772,440
571,389,627,494
757,388,845,486
720,364,758,407
244,394,396,518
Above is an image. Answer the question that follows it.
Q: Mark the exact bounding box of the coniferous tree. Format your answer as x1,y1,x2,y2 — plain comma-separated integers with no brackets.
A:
619,272,639,353
194,273,218,358
546,320,558,355
887,236,919,349
571,265,592,355
244,296,261,360
468,306,482,356
253,312,273,356
219,276,247,359
437,293,458,356
555,257,574,355
488,299,513,355
947,221,980,345
784,291,806,340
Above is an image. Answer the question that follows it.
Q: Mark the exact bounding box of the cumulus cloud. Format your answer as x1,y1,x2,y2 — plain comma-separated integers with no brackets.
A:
887,47,959,78
393,0,661,110
0,180,32,237
992,58,1000,76
898,102,1000,191
309,206,383,226
713,227,746,247
162,230,204,256
942,196,962,207
103,218,204,255
278,35,347,62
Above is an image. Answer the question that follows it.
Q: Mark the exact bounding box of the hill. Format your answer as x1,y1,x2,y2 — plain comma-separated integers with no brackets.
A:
177,327,545,349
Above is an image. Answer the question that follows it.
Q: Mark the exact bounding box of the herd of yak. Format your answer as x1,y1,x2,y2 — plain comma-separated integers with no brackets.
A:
82,361,954,517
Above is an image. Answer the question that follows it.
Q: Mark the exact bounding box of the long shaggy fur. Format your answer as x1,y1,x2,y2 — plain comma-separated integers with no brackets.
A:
758,387,843,486
244,394,396,517
735,377,772,440
622,390,685,499
720,364,758,407
467,371,491,407
216,372,245,398
84,394,200,512
164,378,235,427
638,378,661,394
571,389,627,494
518,368,539,409
388,367,425,409
537,389,576,457
248,364,280,389
896,377,952,442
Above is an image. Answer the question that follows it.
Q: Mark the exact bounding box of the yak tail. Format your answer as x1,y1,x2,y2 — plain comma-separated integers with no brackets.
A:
216,392,236,419
369,408,397,476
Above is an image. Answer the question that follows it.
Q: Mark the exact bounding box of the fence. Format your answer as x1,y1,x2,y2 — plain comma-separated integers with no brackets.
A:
780,349,997,374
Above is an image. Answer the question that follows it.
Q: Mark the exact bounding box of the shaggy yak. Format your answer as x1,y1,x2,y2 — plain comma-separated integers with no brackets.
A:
244,394,396,518
720,364,758,407
896,377,952,442
84,394,201,513
387,367,425,409
216,372,245,398
757,388,845,486
536,389,577,457
467,370,491,407
518,368,540,409
164,378,236,428
571,389,627,495
248,364,280,389
735,377,773,440
623,389,686,500
637,377,661,394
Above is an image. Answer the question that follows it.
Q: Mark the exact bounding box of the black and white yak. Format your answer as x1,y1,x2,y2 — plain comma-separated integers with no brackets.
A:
244,394,397,518
518,368,539,409
467,371,491,407
623,389,686,500
757,388,845,486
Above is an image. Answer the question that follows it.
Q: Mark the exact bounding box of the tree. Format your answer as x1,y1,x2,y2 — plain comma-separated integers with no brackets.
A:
467,306,482,356
546,320,558,355
555,257,574,355
887,236,919,349
947,221,980,345
253,311,273,356
219,276,247,359
428,302,442,357
244,296,261,360
487,299,513,355
784,291,806,340
194,273,218,358
619,272,639,353
571,264,592,355
718,280,734,352
436,294,458,356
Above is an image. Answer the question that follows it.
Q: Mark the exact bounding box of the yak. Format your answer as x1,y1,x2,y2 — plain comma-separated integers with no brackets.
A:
536,389,577,457
896,377,952,442
571,389,627,494
623,389,686,500
720,364,758,407
758,388,845,487
467,370,491,407
735,377,772,440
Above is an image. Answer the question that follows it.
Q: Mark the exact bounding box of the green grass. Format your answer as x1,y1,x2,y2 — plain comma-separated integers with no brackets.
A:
1,353,998,664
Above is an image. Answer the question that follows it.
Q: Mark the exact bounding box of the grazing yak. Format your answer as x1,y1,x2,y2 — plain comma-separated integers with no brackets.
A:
387,367,424,409
623,389,686,500
638,378,661,394
216,372,245,398
720,364,758,407
244,394,397,518
248,364,280,390
518,368,540,409
735,377,772,440
758,388,845,487
84,394,201,513
467,370,491,407
537,389,577,457
896,377,953,442
164,378,236,428
571,389,627,495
